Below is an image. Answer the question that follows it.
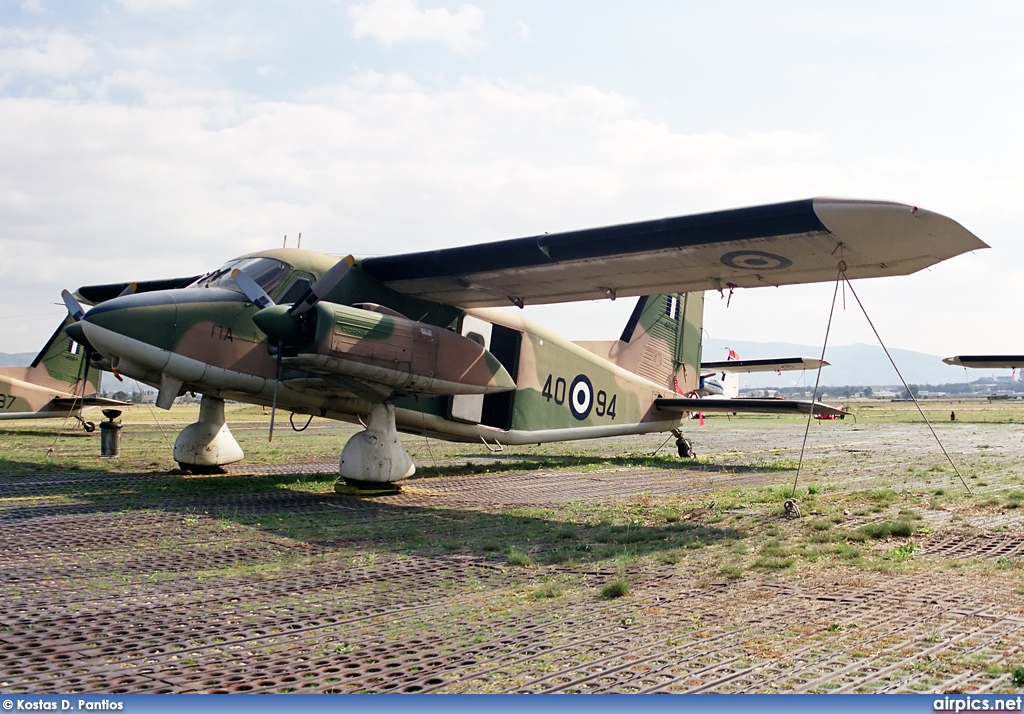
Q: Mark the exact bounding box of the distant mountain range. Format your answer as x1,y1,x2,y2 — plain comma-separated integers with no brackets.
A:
702,338,1009,389
0,352,35,368
0,340,1010,391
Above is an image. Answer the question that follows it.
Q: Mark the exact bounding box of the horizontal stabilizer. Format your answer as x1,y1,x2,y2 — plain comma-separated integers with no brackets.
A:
361,198,986,308
656,397,847,417
943,355,1024,369
701,357,828,374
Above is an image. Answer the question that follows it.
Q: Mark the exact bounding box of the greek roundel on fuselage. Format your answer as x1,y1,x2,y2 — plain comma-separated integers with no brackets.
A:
569,374,593,420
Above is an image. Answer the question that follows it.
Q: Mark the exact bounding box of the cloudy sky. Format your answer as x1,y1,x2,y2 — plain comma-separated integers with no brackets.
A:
0,1,1019,365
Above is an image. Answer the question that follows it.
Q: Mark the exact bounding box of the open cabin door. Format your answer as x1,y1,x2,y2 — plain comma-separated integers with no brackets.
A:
448,316,521,429
449,316,492,424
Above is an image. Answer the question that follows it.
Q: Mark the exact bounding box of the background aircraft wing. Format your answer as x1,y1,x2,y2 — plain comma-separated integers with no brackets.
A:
943,355,1024,369
75,276,203,305
49,395,132,409
361,198,986,308
655,396,847,417
700,357,828,373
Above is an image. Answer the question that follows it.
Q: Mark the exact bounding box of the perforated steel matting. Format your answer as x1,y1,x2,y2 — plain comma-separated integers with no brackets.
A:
4,424,1024,693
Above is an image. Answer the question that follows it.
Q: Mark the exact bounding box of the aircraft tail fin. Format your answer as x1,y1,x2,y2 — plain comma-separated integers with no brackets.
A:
25,316,99,395
612,292,704,393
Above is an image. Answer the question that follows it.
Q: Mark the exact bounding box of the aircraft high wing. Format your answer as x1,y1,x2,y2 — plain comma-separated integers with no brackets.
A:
361,198,984,308
63,197,984,488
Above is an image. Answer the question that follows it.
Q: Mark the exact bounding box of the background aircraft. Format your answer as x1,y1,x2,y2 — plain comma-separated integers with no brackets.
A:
0,316,128,431
61,197,984,487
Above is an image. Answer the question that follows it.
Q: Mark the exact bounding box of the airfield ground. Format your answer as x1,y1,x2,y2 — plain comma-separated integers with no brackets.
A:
3,399,1024,693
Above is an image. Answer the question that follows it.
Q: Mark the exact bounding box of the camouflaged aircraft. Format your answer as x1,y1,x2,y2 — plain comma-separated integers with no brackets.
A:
60,198,985,489
0,316,128,431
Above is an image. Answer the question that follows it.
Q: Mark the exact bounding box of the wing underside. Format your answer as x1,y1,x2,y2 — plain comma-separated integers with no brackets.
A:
361,198,986,308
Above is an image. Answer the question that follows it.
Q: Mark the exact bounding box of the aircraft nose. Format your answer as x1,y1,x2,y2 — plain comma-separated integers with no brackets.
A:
64,320,89,348
80,291,180,352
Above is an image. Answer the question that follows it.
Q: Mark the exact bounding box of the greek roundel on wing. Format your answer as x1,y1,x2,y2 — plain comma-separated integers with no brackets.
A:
569,374,593,420
720,250,793,271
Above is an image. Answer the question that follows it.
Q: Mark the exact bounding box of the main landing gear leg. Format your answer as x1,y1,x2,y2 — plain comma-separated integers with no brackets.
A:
173,395,244,474
336,402,414,493
672,428,695,458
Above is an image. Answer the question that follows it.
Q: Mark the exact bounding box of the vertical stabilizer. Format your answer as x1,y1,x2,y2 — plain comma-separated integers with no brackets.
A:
610,292,704,393
26,316,98,394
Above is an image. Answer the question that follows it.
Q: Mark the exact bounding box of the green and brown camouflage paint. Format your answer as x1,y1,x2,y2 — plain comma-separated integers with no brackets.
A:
79,248,706,445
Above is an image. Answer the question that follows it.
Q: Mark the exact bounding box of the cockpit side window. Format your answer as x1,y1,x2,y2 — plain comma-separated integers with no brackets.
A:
239,258,290,292
277,277,312,305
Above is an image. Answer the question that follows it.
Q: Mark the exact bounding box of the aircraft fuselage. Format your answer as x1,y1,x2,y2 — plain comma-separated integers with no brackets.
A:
77,248,690,447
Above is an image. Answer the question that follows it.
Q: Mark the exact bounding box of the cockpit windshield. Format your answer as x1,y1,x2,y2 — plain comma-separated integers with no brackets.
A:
190,257,291,295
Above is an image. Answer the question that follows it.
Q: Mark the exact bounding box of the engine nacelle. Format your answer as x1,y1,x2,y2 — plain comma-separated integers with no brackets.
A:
261,303,516,396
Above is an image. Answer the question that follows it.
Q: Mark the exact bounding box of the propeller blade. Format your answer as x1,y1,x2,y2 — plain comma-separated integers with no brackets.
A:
268,341,283,442
231,270,276,309
80,346,92,402
61,290,85,322
289,255,354,317
117,282,138,298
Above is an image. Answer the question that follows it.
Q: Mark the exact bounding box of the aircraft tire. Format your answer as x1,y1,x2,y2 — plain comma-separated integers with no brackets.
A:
675,437,695,458
175,461,227,475
83,421,96,433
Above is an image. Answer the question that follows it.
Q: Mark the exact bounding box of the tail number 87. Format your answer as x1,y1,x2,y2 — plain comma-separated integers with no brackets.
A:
541,374,616,419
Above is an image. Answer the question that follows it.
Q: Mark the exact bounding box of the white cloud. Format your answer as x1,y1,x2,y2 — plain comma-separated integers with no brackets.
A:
118,0,196,12
0,63,1017,356
0,29,94,84
348,0,486,53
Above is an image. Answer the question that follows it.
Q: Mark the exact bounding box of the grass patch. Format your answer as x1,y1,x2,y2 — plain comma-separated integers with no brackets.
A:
600,577,630,599
854,520,916,541
531,583,564,600
507,548,535,568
